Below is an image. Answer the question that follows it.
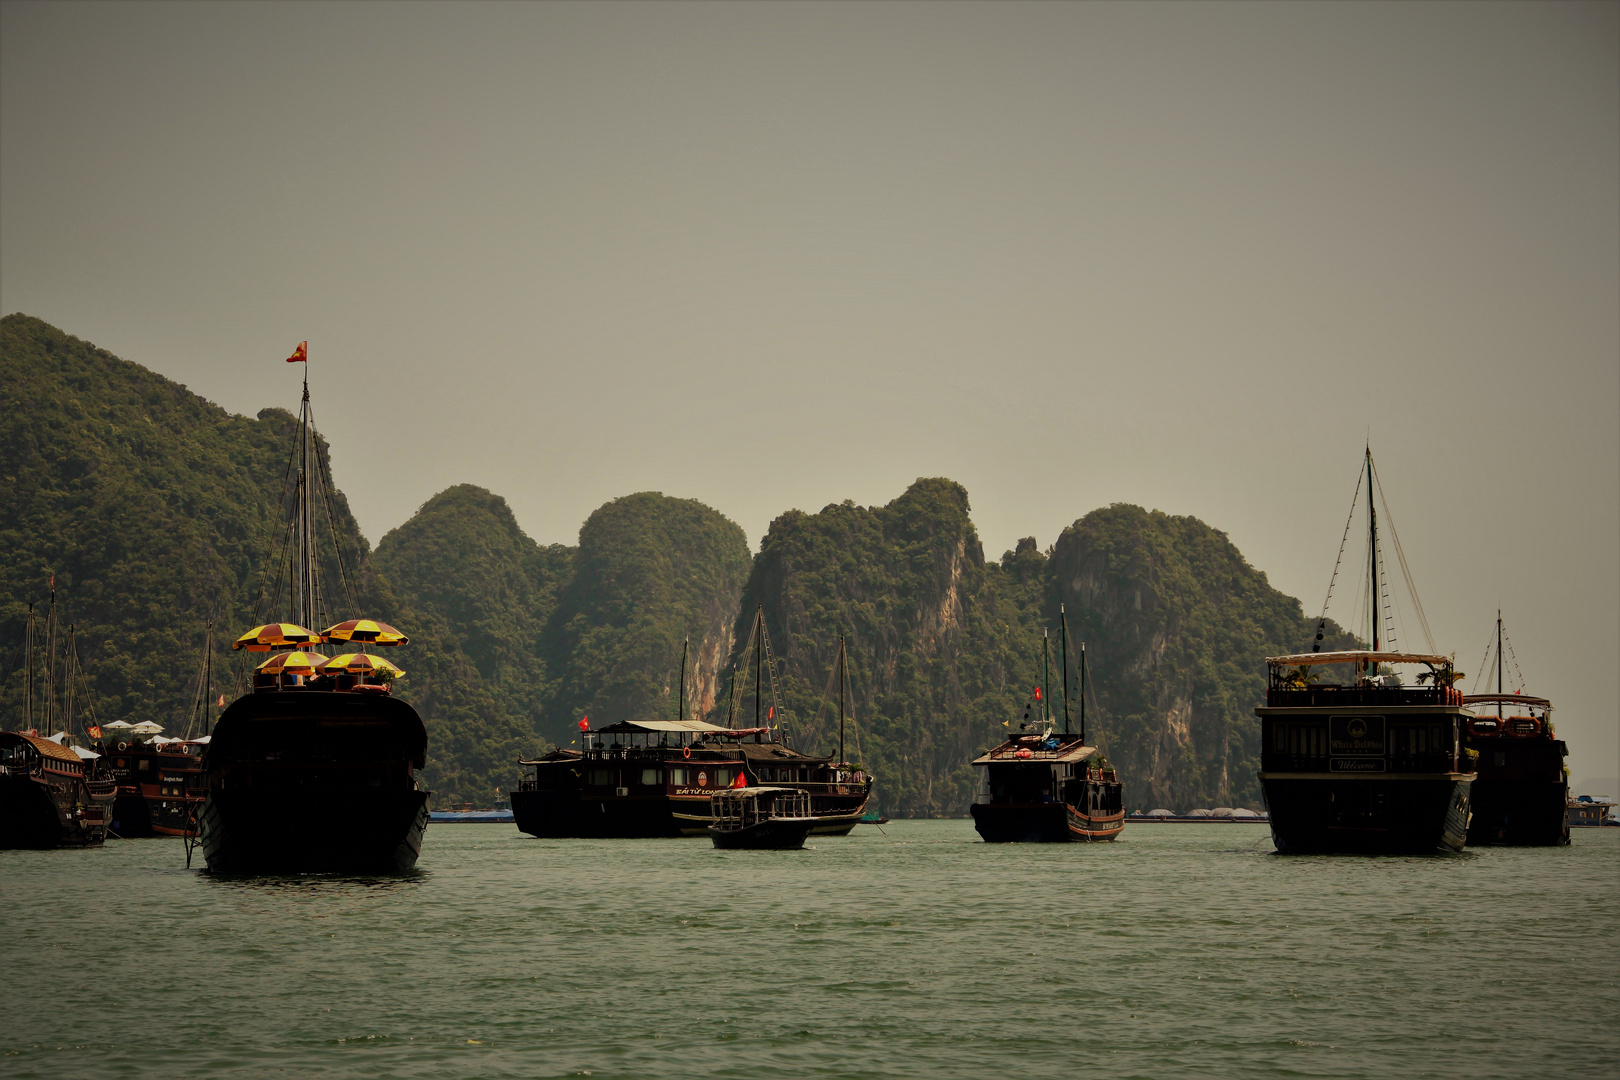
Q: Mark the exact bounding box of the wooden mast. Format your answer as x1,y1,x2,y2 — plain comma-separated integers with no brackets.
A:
677,636,689,721
837,635,846,765
1059,605,1072,735
1079,641,1088,746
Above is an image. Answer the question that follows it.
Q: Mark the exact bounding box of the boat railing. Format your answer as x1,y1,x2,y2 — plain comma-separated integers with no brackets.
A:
86,778,117,796
1266,686,1458,708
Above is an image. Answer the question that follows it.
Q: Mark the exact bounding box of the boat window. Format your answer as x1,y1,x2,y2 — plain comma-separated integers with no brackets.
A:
640,769,659,786
715,769,731,786
670,768,687,785
138,759,150,770
589,769,612,786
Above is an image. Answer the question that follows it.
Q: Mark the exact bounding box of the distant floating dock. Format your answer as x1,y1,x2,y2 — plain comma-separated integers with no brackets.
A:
429,810,515,823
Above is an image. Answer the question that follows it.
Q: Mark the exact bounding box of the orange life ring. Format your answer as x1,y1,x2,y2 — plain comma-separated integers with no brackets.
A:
682,746,691,759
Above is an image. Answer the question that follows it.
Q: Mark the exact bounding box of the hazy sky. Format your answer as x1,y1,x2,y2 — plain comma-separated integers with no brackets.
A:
3,1,1616,780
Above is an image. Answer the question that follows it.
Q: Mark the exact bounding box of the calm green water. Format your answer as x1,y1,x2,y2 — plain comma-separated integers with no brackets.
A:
2,822,1616,1078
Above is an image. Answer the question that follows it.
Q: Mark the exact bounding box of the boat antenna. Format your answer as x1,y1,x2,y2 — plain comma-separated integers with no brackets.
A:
1059,605,1072,735
838,634,846,766
678,636,689,721
1079,641,1089,745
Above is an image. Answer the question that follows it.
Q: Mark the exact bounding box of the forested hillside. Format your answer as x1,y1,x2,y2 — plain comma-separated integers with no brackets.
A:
0,314,367,729
3,313,1356,812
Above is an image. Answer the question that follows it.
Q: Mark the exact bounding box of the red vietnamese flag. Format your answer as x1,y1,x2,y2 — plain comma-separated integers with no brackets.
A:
731,771,748,789
578,716,590,731
767,705,775,721
1034,686,1042,702
286,340,308,363
217,694,226,708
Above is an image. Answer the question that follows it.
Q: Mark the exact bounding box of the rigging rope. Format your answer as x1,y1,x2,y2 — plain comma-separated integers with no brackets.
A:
1370,459,1436,653
1469,631,1495,696
1502,624,1527,693
1313,460,1364,651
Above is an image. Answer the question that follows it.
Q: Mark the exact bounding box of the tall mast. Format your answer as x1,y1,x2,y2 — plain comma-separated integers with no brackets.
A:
1059,605,1072,735
22,603,34,731
298,369,316,630
838,635,846,765
1079,642,1088,745
1366,447,1379,673
62,625,77,739
1041,629,1051,727
43,576,58,732
1496,609,1503,718
754,606,763,729
203,620,215,737
678,636,689,721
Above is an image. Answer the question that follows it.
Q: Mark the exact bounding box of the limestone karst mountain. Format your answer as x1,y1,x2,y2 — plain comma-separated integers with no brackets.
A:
2,313,1355,810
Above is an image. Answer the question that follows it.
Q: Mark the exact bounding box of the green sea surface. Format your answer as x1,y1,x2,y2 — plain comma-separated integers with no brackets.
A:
2,822,1615,1078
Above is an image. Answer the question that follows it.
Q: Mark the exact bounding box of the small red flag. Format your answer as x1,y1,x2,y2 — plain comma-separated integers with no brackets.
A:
286,341,308,363
88,725,102,739
217,694,226,708
1034,686,1042,702
767,705,775,721
578,716,590,731
731,771,748,789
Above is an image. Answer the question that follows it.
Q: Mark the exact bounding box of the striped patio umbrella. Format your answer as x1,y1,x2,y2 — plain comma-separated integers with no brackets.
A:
319,652,405,679
321,619,409,646
234,623,322,652
255,649,329,676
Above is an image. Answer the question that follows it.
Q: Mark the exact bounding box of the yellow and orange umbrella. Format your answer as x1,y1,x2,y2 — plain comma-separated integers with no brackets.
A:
319,652,405,679
234,623,322,652
255,649,329,676
321,619,409,646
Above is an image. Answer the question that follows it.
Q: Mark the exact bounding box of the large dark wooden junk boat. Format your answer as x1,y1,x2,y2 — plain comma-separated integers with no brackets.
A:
1258,448,1473,855
195,349,428,874
2,585,115,848
1460,612,1568,846
971,610,1123,843
512,613,873,838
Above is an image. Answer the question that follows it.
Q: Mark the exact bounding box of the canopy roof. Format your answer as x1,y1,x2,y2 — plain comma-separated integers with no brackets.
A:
1267,650,1453,668
2,732,84,766
1465,693,1551,709
592,719,734,735
971,739,1099,766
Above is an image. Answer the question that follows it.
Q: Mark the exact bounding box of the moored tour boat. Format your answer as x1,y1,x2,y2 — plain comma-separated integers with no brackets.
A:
1258,651,1474,854
1259,448,1474,855
0,731,113,849
970,610,1124,843
513,618,873,839
194,348,429,874
1459,614,1568,846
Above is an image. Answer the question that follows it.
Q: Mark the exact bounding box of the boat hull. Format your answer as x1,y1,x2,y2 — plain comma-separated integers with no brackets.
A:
1466,778,1570,846
199,787,428,874
1260,774,1473,855
970,802,1068,843
709,818,814,849
0,774,108,849
1066,805,1125,841
513,786,871,839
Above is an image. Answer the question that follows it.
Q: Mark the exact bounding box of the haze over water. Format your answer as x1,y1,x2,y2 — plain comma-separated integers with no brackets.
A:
3,823,1615,1078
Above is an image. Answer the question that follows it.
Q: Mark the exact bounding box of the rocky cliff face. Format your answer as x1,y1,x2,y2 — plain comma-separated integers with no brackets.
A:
542,492,751,744
1047,505,1356,809
721,479,1041,816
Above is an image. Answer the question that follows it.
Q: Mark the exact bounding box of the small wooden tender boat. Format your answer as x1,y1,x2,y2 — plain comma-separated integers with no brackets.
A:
708,786,815,849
